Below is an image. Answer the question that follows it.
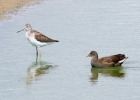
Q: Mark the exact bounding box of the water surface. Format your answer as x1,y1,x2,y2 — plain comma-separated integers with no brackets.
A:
0,0,140,100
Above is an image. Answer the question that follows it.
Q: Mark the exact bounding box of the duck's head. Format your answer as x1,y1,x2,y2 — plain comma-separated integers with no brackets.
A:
86,51,98,57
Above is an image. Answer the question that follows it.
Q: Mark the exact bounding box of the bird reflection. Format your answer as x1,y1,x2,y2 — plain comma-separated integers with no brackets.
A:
26,56,55,85
90,66,125,82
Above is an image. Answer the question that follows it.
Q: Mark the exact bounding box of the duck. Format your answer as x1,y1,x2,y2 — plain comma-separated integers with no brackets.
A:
86,51,128,67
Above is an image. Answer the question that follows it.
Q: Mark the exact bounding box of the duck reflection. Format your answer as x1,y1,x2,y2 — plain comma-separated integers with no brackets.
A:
90,66,125,82
26,56,55,84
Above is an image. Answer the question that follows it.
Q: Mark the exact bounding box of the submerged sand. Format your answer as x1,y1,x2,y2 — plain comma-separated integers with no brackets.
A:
0,0,42,20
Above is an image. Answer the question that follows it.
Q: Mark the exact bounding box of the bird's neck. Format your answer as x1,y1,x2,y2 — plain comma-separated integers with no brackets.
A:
26,27,32,32
93,55,98,60
91,55,98,63
26,29,32,34
25,30,32,39
91,56,99,67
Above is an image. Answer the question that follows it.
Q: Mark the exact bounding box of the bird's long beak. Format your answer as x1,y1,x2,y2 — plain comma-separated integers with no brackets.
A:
17,28,25,33
86,54,92,57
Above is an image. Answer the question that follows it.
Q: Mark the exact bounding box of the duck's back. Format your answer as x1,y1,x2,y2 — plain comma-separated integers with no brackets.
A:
99,54,126,63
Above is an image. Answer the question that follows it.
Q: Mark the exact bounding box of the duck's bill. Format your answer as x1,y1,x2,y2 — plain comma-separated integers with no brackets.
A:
86,54,91,57
17,28,24,33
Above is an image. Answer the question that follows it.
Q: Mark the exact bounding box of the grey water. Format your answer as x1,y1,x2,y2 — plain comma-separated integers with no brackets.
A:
0,0,140,100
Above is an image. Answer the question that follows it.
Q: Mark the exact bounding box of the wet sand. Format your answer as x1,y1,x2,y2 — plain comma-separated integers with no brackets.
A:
0,0,42,20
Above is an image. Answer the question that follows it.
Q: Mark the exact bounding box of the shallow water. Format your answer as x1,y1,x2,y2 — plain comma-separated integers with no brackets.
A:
0,0,140,100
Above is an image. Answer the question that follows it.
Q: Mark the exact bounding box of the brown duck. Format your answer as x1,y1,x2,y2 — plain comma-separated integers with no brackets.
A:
87,51,128,67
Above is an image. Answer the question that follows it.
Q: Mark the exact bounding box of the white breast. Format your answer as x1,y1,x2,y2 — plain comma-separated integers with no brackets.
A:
25,32,47,47
25,32,30,40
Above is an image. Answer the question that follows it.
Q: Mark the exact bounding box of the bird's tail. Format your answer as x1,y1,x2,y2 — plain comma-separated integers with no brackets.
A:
55,40,59,42
119,57,128,63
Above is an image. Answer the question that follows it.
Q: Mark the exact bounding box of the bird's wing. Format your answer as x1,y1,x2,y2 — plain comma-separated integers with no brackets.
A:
98,54,126,67
99,54,123,63
31,30,58,42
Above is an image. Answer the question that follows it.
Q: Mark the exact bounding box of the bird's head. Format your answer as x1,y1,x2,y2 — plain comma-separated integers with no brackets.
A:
86,51,98,57
17,24,32,33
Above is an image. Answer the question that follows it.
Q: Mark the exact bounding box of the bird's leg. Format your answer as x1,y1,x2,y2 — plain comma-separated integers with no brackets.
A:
36,55,38,62
36,47,38,58
39,50,42,60
36,47,42,61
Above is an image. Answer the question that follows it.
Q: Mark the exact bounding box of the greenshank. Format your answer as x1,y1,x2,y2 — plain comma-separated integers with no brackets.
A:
17,24,59,57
